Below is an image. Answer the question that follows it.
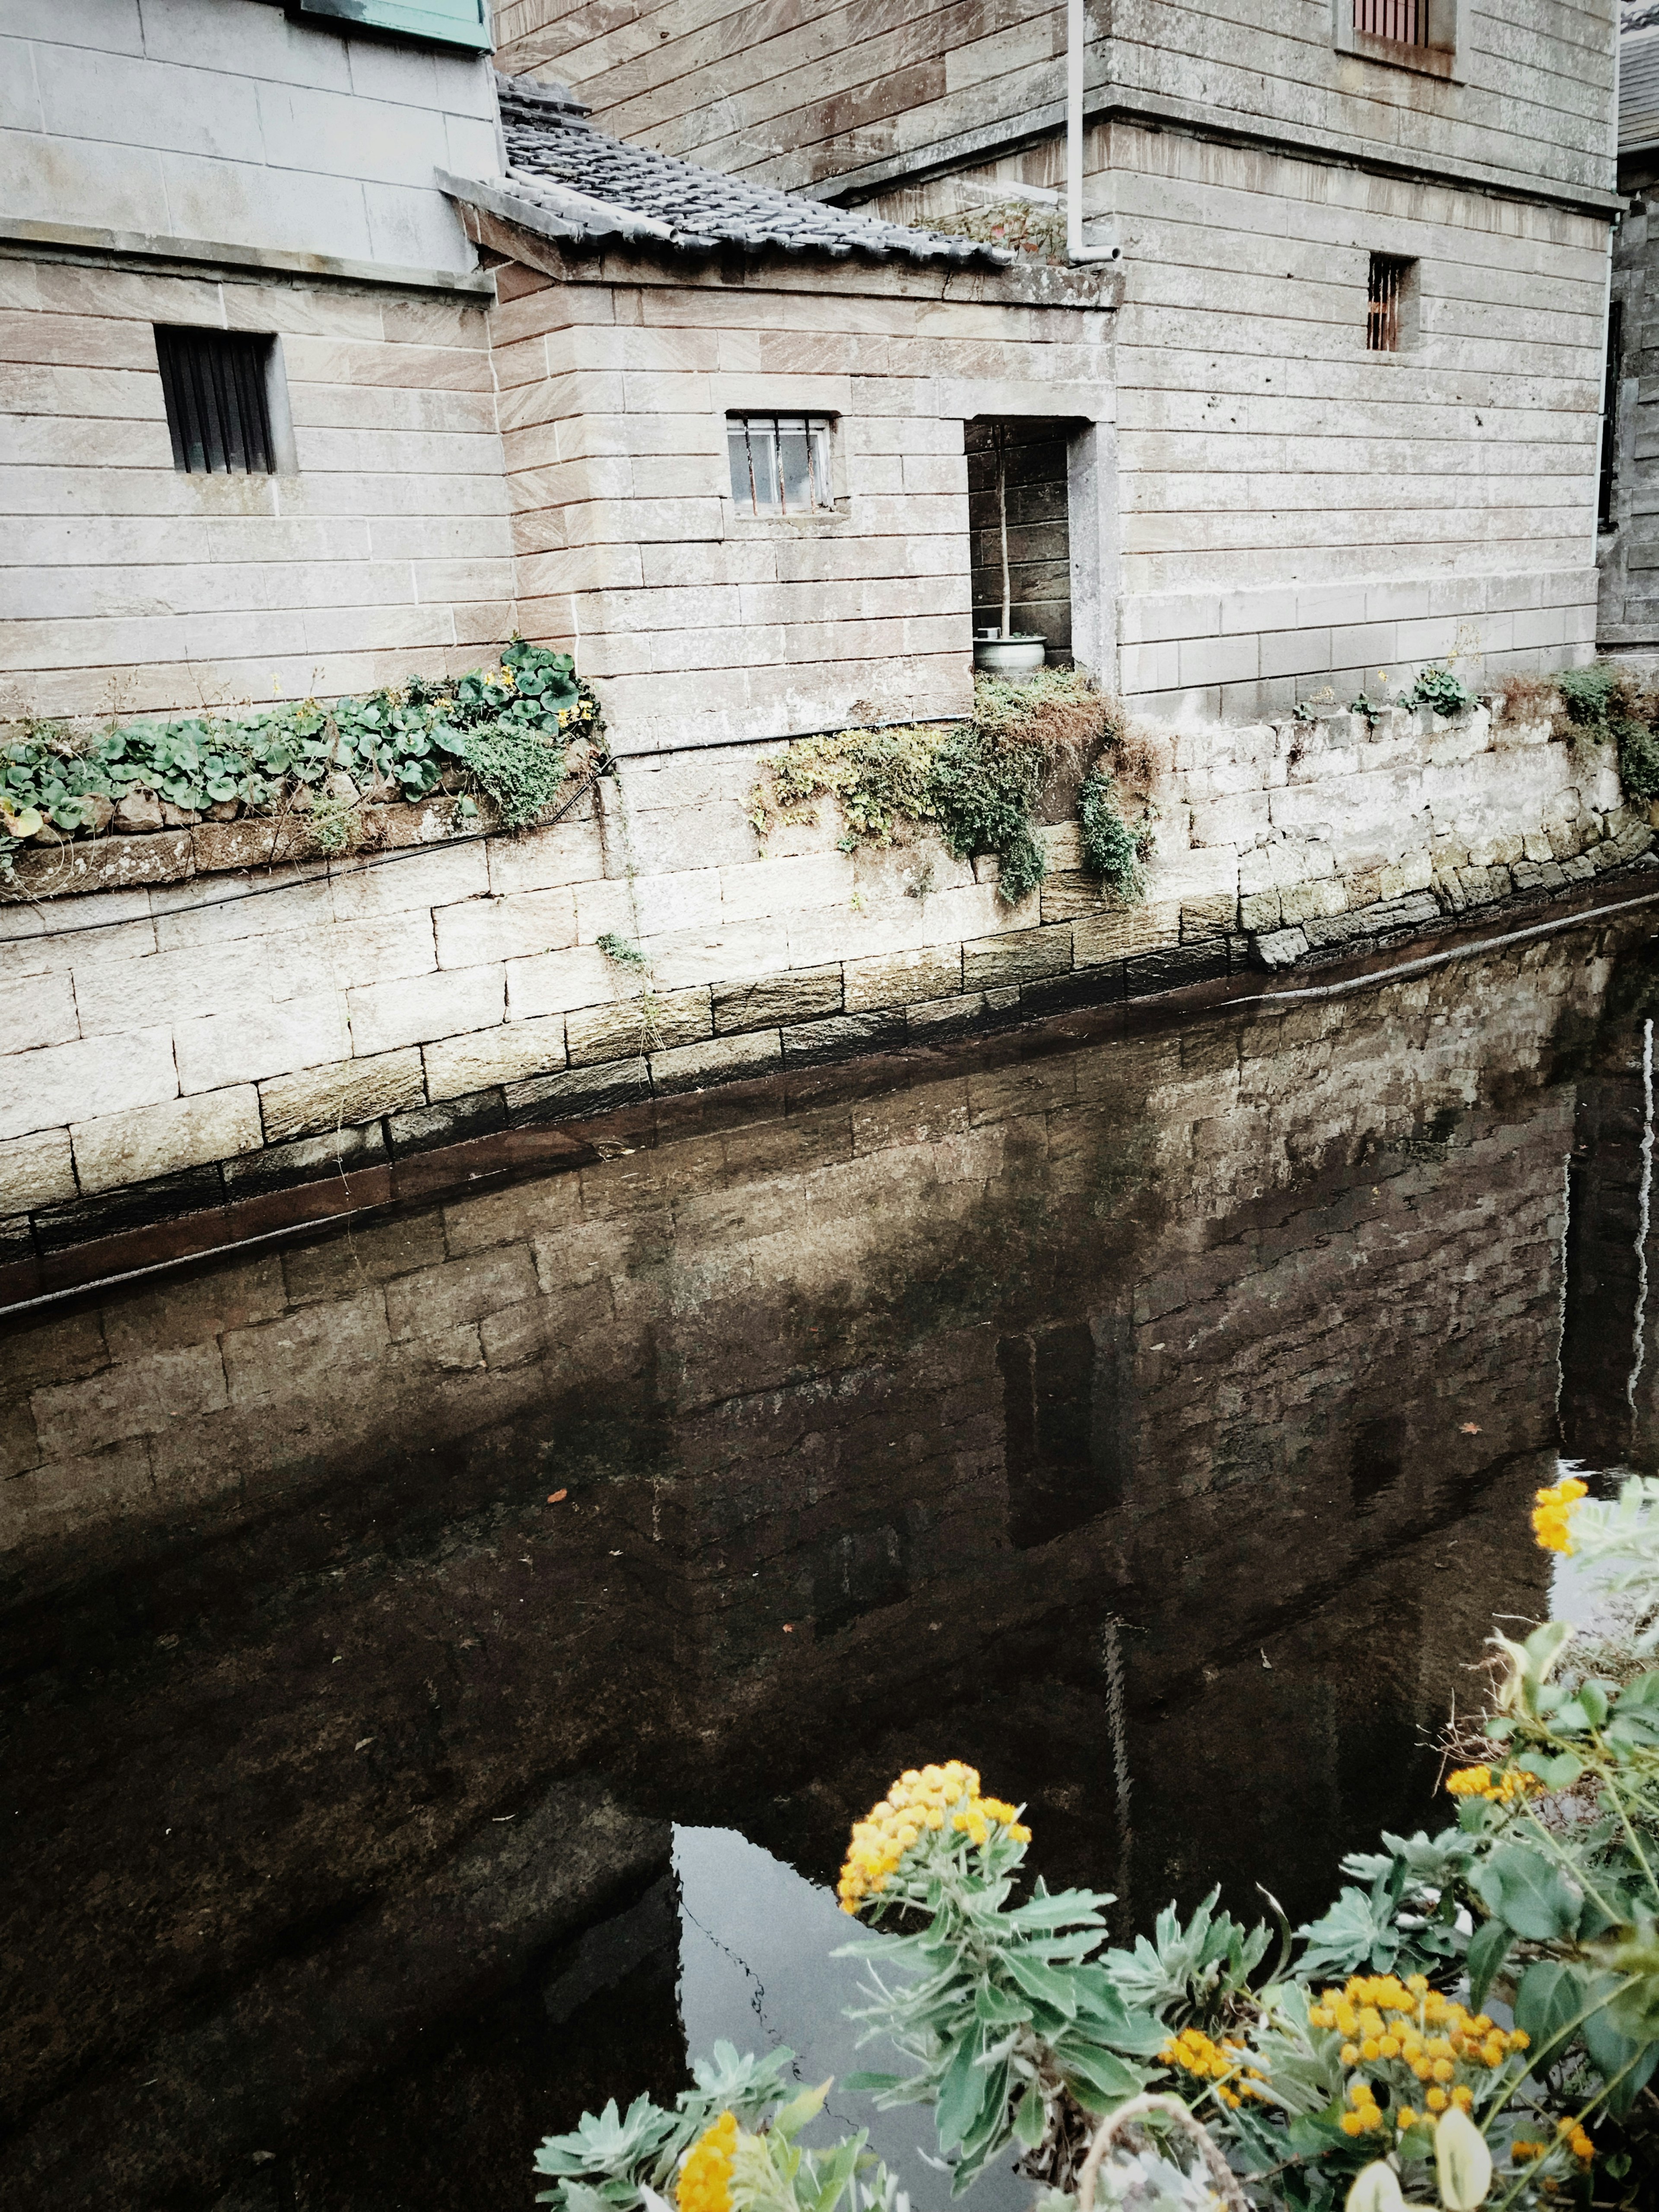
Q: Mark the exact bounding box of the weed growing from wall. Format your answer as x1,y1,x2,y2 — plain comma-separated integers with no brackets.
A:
1402,664,1475,718
1557,664,1659,804
1077,764,1147,900
749,671,1147,907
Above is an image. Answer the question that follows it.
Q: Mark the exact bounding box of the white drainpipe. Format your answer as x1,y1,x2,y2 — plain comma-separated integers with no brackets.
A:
1067,0,1116,263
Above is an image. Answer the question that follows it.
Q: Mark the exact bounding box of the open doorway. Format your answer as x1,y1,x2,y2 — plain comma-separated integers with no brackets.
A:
966,416,1076,667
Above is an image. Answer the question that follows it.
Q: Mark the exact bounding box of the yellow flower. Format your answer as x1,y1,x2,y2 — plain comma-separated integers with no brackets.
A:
1446,1764,1540,1805
678,2114,737,2212
836,1763,1030,1913
1532,1476,1588,1554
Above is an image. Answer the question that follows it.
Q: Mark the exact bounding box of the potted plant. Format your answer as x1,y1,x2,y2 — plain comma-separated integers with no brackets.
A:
973,424,1046,675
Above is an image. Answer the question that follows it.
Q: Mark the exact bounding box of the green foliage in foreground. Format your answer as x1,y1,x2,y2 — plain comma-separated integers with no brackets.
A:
748,671,1150,909
536,1477,1659,2212
0,639,601,849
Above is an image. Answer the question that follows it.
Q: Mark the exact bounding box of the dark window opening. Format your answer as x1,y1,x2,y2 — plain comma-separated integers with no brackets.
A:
966,416,1075,657
154,326,280,475
998,1317,1130,1548
1354,0,1429,45
726,413,834,515
1599,299,1623,532
1349,1414,1408,1513
1366,254,1412,352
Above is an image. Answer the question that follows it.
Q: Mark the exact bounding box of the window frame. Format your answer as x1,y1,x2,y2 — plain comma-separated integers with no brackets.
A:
294,0,493,54
724,412,843,524
1333,0,1465,82
153,325,297,478
1364,252,1419,355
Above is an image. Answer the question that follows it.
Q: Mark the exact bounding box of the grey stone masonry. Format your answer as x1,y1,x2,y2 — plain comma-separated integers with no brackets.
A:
2,691,1654,1265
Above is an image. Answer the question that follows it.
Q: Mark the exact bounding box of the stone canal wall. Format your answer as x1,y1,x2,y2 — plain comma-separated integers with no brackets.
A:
0,918,1610,1594
1,693,1651,1256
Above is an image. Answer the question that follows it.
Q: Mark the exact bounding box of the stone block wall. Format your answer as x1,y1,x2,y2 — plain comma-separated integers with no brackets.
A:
0,261,515,720
1597,155,1658,650
1,690,1650,1259
874,122,1611,722
471,223,1116,753
493,0,1615,203
0,898,1592,1587
0,0,498,273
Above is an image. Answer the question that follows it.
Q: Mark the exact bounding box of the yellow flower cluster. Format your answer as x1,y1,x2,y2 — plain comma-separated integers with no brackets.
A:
1341,2079,1387,2138
1159,2026,1266,2110
1512,2122,1594,2167
1310,1975,1529,2136
1532,1476,1588,1554
1446,1764,1541,1805
677,2113,738,2212
836,1763,1030,1914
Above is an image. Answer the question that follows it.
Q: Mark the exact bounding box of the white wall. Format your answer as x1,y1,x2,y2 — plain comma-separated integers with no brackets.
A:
0,0,502,274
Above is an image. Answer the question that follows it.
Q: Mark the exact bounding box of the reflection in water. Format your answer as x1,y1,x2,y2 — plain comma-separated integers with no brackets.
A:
6,915,1659,2211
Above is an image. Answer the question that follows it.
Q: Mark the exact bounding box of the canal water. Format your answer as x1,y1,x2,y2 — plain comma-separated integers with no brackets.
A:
5,908,1659,2212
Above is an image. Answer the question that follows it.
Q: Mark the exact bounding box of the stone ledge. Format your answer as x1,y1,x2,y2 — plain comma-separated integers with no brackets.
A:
1,798,504,906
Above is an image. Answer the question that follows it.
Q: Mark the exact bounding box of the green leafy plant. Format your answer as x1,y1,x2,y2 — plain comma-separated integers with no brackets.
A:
835,1765,1163,2193
1556,663,1659,805
0,639,602,850
1077,766,1147,903
1102,1890,1274,2027
533,2042,798,2212
597,934,649,969
1402,666,1474,719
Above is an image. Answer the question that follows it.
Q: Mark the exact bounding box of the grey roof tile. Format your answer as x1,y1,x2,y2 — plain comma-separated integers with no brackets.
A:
485,73,1010,268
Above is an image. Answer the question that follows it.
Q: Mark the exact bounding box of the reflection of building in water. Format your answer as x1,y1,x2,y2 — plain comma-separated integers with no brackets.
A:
0,921,1627,2212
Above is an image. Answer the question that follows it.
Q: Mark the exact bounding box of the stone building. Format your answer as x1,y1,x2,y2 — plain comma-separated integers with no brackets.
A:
0,0,1112,749
497,0,1621,721
1598,2,1659,651
1,0,1620,741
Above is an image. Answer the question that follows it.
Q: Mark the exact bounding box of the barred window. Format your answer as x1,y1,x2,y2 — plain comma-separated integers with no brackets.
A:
727,414,834,515
1354,0,1428,44
154,326,281,475
1366,254,1412,352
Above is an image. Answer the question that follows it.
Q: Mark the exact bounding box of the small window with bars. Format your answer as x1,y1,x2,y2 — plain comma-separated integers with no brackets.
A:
1366,254,1413,352
726,414,835,516
154,325,284,475
1354,0,1429,44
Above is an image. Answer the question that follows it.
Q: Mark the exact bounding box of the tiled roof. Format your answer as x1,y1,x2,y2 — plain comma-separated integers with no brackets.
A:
477,73,1011,267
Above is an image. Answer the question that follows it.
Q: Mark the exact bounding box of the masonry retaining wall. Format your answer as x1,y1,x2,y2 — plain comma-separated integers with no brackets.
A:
1,694,1653,1261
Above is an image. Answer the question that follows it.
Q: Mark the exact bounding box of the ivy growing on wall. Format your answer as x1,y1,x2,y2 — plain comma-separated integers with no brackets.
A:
0,639,603,876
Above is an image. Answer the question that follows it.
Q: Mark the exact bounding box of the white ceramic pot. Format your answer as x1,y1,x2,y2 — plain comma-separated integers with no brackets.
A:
973,632,1046,675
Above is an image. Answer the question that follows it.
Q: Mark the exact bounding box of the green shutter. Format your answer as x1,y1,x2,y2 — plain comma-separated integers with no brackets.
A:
297,0,493,52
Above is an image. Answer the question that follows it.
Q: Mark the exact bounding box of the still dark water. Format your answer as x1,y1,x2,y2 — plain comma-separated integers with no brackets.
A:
5,910,1659,2212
